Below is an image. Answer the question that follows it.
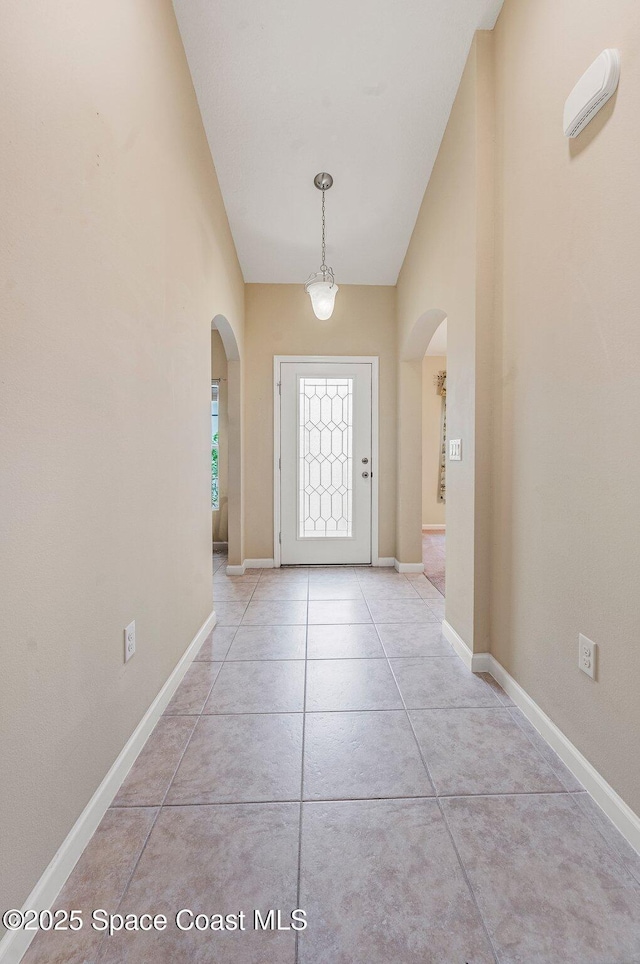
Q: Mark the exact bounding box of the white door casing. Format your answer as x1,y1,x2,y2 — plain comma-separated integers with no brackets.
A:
274,356,378,566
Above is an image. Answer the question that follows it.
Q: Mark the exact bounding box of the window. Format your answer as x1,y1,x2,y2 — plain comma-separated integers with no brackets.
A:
211,382,219,510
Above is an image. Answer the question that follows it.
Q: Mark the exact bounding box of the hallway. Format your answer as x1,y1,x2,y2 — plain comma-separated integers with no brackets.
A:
24,559,640,964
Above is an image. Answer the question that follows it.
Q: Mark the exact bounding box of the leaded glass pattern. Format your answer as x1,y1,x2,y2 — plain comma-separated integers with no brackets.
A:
299,377,353,538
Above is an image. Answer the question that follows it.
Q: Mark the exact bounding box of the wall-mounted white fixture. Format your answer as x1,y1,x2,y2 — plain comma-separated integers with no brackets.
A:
578,633,597,680
449,439,462,461
124,620,136,662
563,49,620,138
305,173,339,320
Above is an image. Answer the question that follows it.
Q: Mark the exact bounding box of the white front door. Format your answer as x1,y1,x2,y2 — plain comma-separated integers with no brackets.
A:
278,360,374,565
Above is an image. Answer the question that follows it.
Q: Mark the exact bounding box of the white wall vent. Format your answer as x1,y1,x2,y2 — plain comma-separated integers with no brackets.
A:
563,49,620,138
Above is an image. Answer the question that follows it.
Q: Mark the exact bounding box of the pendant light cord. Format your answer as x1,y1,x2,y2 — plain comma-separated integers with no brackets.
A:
320,189,327,273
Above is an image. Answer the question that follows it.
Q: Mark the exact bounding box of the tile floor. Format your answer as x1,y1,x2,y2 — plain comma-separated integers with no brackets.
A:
423,527,446,595
24,550,640,963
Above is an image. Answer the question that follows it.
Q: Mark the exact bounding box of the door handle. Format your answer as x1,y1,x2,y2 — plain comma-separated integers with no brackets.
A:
361,457,369,464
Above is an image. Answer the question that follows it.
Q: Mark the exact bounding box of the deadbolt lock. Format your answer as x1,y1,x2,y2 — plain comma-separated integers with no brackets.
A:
361,457,369,464
362,471,370,478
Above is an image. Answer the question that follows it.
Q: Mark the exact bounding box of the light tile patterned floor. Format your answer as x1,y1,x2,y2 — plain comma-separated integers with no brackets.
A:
24,551,640,963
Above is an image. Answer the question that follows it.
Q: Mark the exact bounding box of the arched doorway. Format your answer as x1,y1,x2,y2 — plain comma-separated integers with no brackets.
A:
211,314,243,571
422,318,447,595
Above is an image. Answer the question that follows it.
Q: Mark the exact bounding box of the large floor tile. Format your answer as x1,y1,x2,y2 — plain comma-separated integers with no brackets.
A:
366,598,438,624
203,660,305,714
478,672,515,705
571,791,640,887
163,661,222,715
307,599,372,625
251,581,309,600
242,599,307,625
507,706,584,791
214,571,260,586
410,707,565,795
165,714,303,804
424,597,445,619
23,808,157,964
305,659,402,711
215,600,250,626
390,657,501,709
195,626,237,661
361,579,419,599
99,804,298,964
308,582,364,600
355,570,412,586
307,624,384,659
304,711,433,800
258,568,308,584
375,622,454,657
298,798,495,963
113,717,196,807
226,625,306,660
212,580,257,601
406,574,443,598
442,794,640,963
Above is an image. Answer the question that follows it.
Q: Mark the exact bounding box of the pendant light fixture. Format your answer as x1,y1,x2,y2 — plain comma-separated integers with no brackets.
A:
305,172,339,320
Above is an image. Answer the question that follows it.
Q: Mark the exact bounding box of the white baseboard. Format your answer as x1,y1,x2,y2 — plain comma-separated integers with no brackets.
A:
442,625,640,856
469,651,640,857
442,619,474,670
422,524,446,531
471,651,492,673
0,609,216,964
226,559,275,575
374,557,395,568
394,559,425,573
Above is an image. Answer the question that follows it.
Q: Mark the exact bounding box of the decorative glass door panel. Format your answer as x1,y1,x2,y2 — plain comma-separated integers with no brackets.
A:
299,377,353,538
279,360,373,565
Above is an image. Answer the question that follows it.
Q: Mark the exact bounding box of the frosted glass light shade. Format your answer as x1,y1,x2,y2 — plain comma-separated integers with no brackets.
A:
306,280,339,320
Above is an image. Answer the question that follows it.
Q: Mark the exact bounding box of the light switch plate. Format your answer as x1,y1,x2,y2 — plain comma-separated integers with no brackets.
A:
449,439,462,461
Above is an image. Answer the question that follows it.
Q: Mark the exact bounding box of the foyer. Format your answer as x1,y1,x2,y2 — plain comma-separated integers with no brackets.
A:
3,0,640,961
23,557,640,962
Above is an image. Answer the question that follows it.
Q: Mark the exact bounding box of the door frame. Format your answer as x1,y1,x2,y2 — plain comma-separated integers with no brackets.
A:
273,355,380,568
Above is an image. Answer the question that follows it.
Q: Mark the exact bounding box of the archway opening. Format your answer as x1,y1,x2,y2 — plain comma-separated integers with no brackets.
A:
421,318,447,595
211,314,242,570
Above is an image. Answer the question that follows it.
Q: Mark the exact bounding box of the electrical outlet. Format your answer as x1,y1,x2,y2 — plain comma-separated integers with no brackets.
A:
578,633,596,679
124,620,136,663
449,439,462,461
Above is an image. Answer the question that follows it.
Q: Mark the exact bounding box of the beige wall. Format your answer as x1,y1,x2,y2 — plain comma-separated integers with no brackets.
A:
490,0,640,814
399,1,640,817
244,284,397,561
422,355,447,526
0,0,244,919
396,35,493,648
211,330,229,542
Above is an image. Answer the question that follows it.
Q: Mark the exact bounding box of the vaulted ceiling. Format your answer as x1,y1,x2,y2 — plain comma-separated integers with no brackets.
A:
173,0,504,285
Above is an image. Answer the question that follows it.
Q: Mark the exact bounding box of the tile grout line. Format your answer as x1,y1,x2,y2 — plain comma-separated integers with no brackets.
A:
104,566,241,931
436,802,502,964
294,584,309,964
166,701,524,719
137,789,578,808
95,557,232,963
366,594,501,964
95,683,210,962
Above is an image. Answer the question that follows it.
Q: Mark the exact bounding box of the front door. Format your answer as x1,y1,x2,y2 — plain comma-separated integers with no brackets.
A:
278,360,373,565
